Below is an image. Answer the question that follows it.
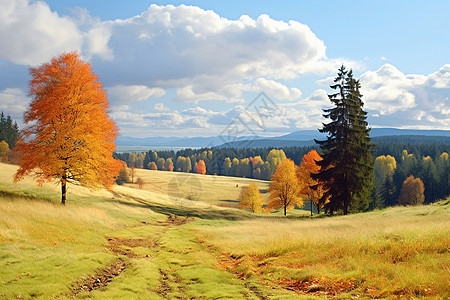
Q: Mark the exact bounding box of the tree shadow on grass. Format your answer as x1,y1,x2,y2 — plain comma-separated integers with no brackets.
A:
0,189,56,204
110,192,252,221
220,199,240,204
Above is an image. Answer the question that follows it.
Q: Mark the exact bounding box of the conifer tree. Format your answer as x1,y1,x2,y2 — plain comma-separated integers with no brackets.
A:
314,65,374,215
0,112,19,148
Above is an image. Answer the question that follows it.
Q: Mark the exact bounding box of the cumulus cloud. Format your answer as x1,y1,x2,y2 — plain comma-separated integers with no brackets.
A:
106,85,165,104
110,105,129,112
360,64,450,129
110,109,212,137
111,61,450,136
0,2,354,105
0,0,82,65
86,4,332,102
0,88,29,117
85,23,114,60
2,1,448,135
361,64,417,114
280,89,331,129
153,102,169,112
251,78,302,101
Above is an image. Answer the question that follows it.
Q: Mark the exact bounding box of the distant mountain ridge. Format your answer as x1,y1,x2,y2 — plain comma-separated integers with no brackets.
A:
116,128,450,148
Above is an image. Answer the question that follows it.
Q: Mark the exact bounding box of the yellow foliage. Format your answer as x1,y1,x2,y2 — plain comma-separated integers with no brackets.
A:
374,155,397,184
239,183,264,212
268,159,304,215
0,140,10,162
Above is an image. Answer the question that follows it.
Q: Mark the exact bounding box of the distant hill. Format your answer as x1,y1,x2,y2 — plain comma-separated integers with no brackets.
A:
274,130,324,141
216,139,316,149
372,135,450,144
116,135,260,148
116,128,450,148
370,128,450,137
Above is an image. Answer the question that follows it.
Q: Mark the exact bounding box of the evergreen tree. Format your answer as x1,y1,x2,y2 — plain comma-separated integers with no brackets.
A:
383,175,397,207
437,153,449,197
0,112,19,148
314,65,374,215
419,156,440,203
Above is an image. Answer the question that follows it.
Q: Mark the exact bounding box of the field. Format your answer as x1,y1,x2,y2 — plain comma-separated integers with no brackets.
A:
124,168,270,206
0,163,449,299
122,168,312,216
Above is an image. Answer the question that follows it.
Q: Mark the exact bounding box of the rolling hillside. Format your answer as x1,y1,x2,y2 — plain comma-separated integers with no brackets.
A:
0,163,449,299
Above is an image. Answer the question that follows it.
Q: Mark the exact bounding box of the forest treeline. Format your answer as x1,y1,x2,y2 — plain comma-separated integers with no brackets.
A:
0,112,19,163
114,141,450,208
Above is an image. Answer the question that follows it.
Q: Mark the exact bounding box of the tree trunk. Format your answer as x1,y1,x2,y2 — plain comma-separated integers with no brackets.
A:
284,205,287,216
61,176,67,205
310,200,313,216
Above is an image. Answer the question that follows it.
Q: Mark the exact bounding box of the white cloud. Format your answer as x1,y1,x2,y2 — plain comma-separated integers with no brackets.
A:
86,4,333,102
426,64,450,89
153,102,169,112
289,89,329,109
182,106,216,116
280,89,331,129
175,85,227,103
111,105,129,112
0,2,359,105
107,85,165,104
252,78,301,101
360,64,450,129
0,0,82,65
111,109,212,132
316,76,335,87
85,23,113,60
0,88,29,117
361,64,416,114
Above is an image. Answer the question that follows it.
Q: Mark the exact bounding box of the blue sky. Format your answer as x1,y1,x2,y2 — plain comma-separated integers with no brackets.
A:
1,0,449,137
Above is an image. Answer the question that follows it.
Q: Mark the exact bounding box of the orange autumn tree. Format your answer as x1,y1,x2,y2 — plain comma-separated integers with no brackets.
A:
296,150,328,215
268,158,304,216
14,52,122,205
398,175,425,205
195,159,206,174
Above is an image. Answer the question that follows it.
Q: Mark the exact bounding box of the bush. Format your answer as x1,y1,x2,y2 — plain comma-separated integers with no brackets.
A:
398,175,425,205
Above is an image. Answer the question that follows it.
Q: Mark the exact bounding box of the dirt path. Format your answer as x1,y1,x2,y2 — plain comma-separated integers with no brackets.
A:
65,205,269,299
154,268,189,299
68,258,127,296
66,214,194,298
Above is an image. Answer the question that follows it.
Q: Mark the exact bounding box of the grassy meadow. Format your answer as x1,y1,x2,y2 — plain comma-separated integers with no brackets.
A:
122,168,311,217
123,168,270,206
0,163,449,299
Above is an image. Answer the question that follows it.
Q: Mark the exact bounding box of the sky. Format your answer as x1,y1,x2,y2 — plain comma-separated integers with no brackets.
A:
0,0,449,138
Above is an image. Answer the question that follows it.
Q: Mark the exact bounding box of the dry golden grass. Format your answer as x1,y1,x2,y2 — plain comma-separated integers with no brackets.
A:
200,201,450,297
1,162,448,298
126,168,270,206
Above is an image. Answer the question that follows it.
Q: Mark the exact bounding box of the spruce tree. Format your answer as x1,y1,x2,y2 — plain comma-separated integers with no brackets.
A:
314,65,374,215
0,112,19,148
